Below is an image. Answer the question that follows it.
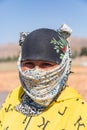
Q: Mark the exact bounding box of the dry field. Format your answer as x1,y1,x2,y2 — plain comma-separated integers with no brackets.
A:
0,60,87,101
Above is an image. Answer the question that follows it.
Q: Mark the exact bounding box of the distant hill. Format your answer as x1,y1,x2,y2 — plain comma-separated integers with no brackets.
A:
69,36,87,54
0,43,19,58
0,37,87,59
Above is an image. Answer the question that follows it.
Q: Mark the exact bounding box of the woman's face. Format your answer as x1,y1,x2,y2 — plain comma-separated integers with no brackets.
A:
21,60,58,71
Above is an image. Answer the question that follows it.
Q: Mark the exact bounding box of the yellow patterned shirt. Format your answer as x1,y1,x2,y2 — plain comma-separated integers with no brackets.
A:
0,86,87,130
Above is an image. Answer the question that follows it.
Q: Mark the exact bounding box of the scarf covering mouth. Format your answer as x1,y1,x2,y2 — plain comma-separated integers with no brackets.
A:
16,28,72,116
17,44,72,107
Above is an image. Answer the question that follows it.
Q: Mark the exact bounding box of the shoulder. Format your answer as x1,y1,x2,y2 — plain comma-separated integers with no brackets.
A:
9,86,24,99
57,86,82,102
54,86,87,128
56,86,87,114
1,86,24,109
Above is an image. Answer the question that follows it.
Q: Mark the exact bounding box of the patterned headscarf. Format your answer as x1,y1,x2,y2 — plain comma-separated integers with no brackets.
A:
15,25,72,116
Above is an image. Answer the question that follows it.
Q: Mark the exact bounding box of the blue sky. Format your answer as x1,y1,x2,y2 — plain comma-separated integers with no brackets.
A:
0,0,87,44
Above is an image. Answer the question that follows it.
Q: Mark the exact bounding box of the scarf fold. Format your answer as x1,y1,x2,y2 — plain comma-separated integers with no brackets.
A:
15,93,46,116
17,45,71,107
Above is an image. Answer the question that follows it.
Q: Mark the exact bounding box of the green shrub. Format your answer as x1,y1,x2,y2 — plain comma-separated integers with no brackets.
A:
80,47,87,56
0,55,18,62
72,50,78,59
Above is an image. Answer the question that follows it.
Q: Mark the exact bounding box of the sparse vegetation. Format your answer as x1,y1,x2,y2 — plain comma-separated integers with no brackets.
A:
0,55,18,62
72,50,78,59
72,47,87,59
80,47,87,56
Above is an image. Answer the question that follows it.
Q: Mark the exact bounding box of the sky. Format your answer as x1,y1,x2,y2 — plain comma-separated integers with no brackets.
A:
0,0,87,44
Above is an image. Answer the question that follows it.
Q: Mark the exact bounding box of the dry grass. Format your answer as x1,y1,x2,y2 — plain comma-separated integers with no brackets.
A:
0,61,87,101
0,62,17,72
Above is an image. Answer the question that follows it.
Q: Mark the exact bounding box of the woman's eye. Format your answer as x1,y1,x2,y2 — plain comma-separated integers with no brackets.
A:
41,63,53,68
22,62,35,68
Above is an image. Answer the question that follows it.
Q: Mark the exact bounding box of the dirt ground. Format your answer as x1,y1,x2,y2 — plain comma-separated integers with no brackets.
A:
0,61,87,101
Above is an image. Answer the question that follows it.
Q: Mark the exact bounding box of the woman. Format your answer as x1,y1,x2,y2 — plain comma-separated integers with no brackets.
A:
0,25,87,130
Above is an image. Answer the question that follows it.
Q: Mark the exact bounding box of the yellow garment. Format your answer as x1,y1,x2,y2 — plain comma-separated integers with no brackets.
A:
0,86,87,130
